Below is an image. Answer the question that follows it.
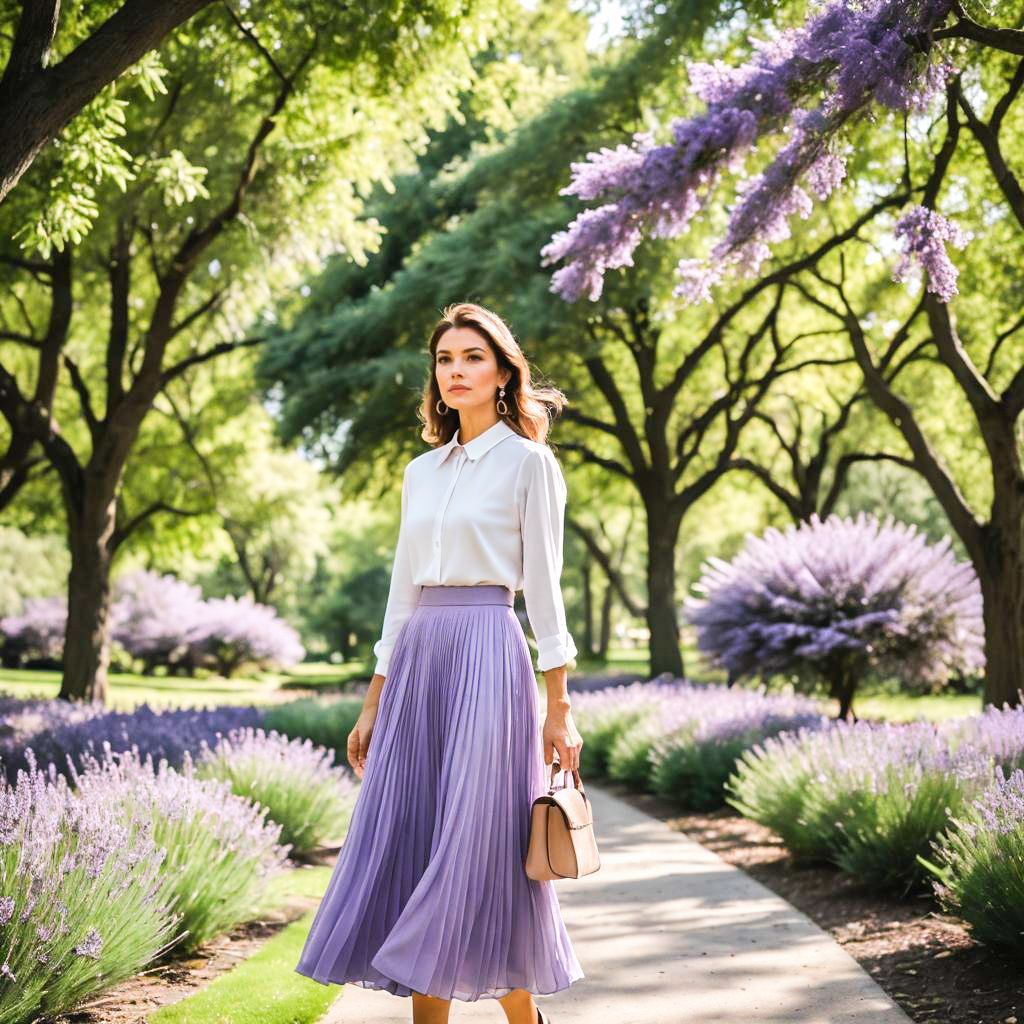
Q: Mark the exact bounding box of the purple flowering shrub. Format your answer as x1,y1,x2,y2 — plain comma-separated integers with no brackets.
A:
0,569,305,675
0,596,67,667
541,0,964,304
0,751,178,1023
645,689,829,810
0,695,266,785
566,680,684,776
684,513,985,720
924,767,1024,954
192,728,358,856
727,717,1004,890
69,747,290,956
569,679,829,808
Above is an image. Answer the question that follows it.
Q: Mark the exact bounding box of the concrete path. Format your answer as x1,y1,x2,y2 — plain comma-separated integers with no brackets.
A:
320,783,911,1023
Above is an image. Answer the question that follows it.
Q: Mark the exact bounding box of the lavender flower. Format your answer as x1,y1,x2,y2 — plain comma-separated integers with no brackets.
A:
928,766,1024,952
0,750,176,1022
543,0,959,304
192,727,358,855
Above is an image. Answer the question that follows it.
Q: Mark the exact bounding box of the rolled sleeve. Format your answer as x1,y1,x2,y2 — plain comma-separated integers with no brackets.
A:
372,463,421,678
517,447,578,673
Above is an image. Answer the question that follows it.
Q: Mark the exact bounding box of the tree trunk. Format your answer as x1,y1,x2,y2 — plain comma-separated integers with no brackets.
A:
581,558,594,658
645,509,684,678
978,499,1024,707
59,493,117,704
599,582,613,659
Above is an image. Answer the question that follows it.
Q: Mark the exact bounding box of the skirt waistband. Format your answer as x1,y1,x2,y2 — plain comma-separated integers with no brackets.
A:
417,584,514,607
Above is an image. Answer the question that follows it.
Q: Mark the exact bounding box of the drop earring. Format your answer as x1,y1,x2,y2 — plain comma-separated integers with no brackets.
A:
496,386,509,416
436,398,449,415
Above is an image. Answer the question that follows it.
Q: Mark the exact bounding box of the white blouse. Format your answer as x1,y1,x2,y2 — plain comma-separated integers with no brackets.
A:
372,417,578,677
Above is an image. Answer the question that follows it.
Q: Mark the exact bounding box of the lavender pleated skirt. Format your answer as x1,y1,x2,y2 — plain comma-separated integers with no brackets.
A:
294,584,584,1001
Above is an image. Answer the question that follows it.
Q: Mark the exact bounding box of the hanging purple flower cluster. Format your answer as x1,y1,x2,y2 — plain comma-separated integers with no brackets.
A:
683,513,985,704
541,0,959,304
892,204,970,301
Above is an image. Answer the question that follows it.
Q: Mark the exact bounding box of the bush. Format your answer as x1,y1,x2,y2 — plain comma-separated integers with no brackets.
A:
924,766,1024,955
193,728,358,856
684,513,985,719
69,747,290,955
572,679,829,808
263,696,368,769
728,719,995,890
0,752,177,1024
0,695,266,784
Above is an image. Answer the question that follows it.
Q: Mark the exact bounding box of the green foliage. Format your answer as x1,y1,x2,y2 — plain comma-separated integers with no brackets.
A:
263,695,365,767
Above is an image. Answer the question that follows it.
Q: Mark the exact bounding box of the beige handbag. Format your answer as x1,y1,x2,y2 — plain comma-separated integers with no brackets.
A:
524,759,601,880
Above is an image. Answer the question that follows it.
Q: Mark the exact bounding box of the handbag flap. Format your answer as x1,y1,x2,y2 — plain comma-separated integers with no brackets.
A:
548,787,592,830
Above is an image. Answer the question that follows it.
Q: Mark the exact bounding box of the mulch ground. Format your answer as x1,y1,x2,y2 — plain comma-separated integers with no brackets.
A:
603,781,1022,1024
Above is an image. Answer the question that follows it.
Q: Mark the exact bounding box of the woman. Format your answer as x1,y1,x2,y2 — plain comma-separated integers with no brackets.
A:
295,302,586,1024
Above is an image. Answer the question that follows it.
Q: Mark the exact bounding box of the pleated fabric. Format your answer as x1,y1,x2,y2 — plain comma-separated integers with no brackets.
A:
294,584,585,1001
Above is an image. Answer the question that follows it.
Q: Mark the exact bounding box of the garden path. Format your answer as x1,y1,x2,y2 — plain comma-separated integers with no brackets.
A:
317,783,911,1023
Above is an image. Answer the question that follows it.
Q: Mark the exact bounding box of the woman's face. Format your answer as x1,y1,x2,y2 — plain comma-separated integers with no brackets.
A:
434,326,510,415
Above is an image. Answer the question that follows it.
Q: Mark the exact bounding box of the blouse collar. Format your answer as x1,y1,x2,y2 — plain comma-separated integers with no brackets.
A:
437,417,517,463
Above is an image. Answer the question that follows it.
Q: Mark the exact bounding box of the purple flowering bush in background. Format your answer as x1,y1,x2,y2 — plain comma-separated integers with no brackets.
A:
924,766,1024,955
684,513,985,720
0,569,305,675
0,596,68,668
727,710,1024,891
570,679,830,808
192,728,358,856
69,747,290,956
0,695,266,784
0,751,178,1024
541,0,963,304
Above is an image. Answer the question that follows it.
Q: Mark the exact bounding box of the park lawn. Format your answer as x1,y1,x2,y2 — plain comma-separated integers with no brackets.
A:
150,865,338,1024
0,662,365,710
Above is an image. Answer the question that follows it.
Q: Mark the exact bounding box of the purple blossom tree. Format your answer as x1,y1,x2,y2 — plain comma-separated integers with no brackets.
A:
684,512,985,719
543,0,1024,709
541,0,981,304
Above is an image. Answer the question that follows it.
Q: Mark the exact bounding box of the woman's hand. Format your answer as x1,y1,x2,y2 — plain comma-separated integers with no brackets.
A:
542,702,583,773
347,704,379,779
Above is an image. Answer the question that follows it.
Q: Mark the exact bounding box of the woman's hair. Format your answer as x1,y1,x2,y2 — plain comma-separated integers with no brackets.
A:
419,302,569,447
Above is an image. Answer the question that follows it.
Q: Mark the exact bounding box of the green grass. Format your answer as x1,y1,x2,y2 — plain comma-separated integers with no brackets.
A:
0,662,369,711
1,652,986,724
852,691,982,722
150,866,340,1024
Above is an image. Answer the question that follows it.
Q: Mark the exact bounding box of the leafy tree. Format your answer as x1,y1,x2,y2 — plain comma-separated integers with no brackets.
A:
259,0,893,678
0,0,509,703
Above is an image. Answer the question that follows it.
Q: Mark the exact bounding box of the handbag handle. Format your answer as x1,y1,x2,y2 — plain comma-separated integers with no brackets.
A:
546,758,585,799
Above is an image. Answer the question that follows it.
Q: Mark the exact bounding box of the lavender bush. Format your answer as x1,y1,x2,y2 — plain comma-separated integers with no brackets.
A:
924,767,1024,955
264,696,386,770
541,0,962,304
192,728,358,856
0,596,68,667
0,569,305,675
570,679,829,808
0,751,178,1024
684,513,984,719
727,718,1000,890
0,695,266,784
69,747,290,955
565,680,683,777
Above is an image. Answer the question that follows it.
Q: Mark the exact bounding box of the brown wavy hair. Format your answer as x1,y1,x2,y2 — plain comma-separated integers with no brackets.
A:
419,303,569,448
